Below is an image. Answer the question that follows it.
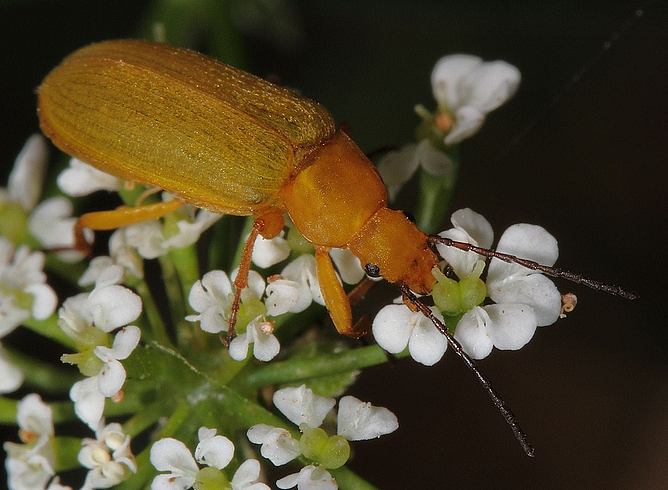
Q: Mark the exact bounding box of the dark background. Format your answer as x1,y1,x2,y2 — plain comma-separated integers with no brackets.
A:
1,1,666,489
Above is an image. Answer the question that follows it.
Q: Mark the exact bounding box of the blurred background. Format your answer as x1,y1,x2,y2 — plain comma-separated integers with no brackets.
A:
1,1,666,488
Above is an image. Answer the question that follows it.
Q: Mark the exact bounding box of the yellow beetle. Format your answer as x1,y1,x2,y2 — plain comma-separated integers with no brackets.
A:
38,39,439,339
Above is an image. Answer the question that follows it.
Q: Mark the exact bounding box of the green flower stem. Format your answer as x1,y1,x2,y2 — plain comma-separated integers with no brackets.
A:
416,166,458,235
331,466,381,490
4,347,80,393
134,279,174,349
122,399,166,438
49,400,77,424
53,436,84,472
22,315,76,350
0,397,17,423
233,344,392,389
44,254,88,287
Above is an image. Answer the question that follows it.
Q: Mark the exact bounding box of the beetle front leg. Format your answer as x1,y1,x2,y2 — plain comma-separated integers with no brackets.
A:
227,211,285,343
315,247,369,338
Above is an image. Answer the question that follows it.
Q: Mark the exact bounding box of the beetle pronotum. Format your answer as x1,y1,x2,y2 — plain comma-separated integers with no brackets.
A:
37,39,637,456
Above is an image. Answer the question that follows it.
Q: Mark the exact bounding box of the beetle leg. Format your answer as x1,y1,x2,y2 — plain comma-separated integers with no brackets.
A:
74,198,185,253
315,248,368,338
227,212,285,343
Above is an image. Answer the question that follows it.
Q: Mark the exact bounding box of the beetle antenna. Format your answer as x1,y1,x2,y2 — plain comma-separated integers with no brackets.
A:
399,284,535,457
428,235,639,300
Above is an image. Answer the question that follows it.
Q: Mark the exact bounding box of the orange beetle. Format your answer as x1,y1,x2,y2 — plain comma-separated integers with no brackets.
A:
37,39,440,338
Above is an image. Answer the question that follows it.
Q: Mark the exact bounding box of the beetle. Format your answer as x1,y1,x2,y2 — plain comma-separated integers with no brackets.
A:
37,40,636,456
38,38,440,340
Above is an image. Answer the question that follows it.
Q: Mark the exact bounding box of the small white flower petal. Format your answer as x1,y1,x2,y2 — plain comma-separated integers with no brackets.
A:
276,465,336,490
16,393,53,437
414,139,453,176
123,220,167,259
194,431,234,470
376,143,420,201
273,385,336,428
372,304,415,355
431,54,483,109
161,209,221,250
265,278,301,316
8,134,48,211
231,459,270,490
247,424,300,466
70,377,105,429
407,308,448,366
96,358,126,397
57,158,120,196
329,248,364,285
109,325,141,360
24,283,58,321
150,438,199,482
337,395,398,441
0,347,23,393
485,303,537,350
454,307,494,360
489,273,561,326
87,285,142,333
491,223,559,272
444,105,485,144
252,232,290,268
462,60,521,114
437,208,493,277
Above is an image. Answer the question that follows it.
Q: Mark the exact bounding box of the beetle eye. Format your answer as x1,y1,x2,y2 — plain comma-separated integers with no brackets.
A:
402,210,416,223
364,263,381,277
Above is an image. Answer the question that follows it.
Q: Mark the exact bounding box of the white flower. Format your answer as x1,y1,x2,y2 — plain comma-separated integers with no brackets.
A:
69,326,140,428
276,465,337,490
372,304,448,366
93,325,141,397
229,319,281,362
437,208,562,359
436,208,493,277
0,237,58,336
246,424,301,466
57,157,121,196
150,427,268,490
150,438,200,490
431,54,521,144
273,385,336,428
336,395,398,441
84,266,143,333
3,394,56,490
186,270,235,334
264,255,324,316
194,426,235,470
79,422,136,490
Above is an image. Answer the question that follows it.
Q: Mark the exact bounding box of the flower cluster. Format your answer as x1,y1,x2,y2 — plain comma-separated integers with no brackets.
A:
247,385,398,489
2,51,575,490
